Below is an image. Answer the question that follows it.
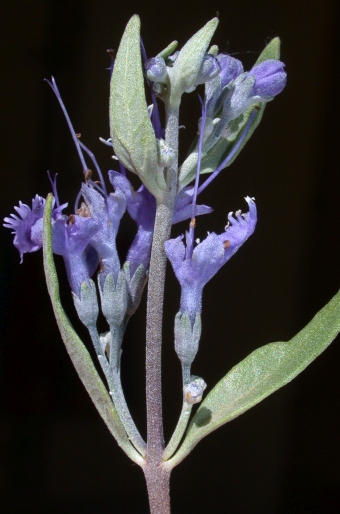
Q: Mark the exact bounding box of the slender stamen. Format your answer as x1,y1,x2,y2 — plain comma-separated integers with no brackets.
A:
106,48,115,79
187,96,207,260
47,171,60,207
74,190,82,213
197,109,257,195
99,136,127,177
99,137,113,147
88,179,106,197
140,38,162,139
191,96,206,219
139,37,147,65
78,140,108,197
118,161,127,177
45,77,88,173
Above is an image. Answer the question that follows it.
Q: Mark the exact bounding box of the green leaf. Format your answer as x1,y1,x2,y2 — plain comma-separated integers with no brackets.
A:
255,36,281,64
178,37,281,190
166,289,340,468
169,17,219,105
110,16,165,197
179,104,265,189
42,194,144,466
157,40,178,60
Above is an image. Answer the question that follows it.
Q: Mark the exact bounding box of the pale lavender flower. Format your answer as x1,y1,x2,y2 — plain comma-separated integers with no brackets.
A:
109,170,213,276
218,54,244,89
4,195,66,263
165,197,257,323
80,180,126,288
194,54,221,85
50,213,101,295
205,54,244,116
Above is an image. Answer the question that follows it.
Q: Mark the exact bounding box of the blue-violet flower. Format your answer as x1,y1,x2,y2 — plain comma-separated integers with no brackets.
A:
165,197,257,323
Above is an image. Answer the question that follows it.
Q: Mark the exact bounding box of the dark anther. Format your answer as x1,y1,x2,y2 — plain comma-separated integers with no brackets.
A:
190,217,196,228
99,259,105,273
106,49,115,59
67,214,76,225
84,169,92,183
76,202,91,218
255,105,261,111
223,240,231,249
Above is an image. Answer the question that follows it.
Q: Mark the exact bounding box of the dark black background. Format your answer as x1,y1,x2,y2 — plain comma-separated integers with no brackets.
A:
1,0,339,512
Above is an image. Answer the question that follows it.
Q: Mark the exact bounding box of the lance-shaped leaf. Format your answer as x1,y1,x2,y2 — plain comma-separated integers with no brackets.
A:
110,16,165,197
157,40,178,60
42,193,144,467
166,288,340,468
169,17,219,105
178,37,281,190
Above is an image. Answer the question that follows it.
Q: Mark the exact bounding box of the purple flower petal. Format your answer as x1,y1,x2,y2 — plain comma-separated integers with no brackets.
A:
52,214,101,295
205,54,244,117
250,60,287,98
80,182,126,286
217,54,244,89
165,197,257,321
173,186,213,224
3,195,66,263
109,170,156,275
108,171,213,276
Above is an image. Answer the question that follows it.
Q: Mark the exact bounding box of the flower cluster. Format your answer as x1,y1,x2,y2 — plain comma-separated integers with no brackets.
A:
143,40,285,375
4,79,212,299
4,33,286,380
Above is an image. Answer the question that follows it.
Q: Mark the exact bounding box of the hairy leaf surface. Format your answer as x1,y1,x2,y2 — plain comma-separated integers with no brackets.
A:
167,289,340,467
43,194,143,466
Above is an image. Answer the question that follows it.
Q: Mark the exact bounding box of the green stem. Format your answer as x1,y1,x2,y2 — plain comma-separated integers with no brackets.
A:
109,322,147,457
88,324,146,457
109,322,125,374
162,400,192,461
110,369,146,457
145,103,179,465
182,362,191,385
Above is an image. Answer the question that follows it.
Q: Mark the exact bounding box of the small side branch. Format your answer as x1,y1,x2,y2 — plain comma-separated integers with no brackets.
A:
162,400,192,461
88,324,146,457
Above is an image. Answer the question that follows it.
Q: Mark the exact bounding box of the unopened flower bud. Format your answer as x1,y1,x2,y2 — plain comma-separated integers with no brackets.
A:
122,262,147,316
98,271,128,326
174,312,201,366
250,60,286,98
72,279,99,328
144,57,168,83
196,54,221,85
184,376,207,404
217,54,244,88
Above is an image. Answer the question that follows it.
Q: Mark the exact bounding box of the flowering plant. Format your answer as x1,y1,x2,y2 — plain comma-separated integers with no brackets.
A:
4,15,340,513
